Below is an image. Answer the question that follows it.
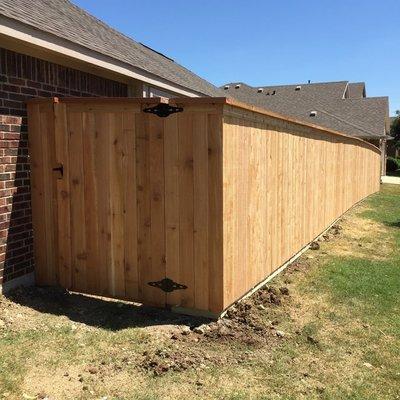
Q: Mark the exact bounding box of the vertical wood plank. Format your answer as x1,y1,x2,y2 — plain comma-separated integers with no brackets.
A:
208,112,224,312
193,113,209,311
178,113,195,307
68,111,87,292
136,113,165,307
94,112,111,296
40,107,58,285
123,110,139,300
236,118,248,296
222,119,234,304
27,103,48,285
82,111,100,295
54,102,72,289
149,115,166,303
109,112,126,297
164,113,181,307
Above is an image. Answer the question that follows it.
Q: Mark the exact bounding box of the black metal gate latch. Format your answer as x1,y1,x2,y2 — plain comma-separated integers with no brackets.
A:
143,103,183,118
52,164,64,178
148,278,187,293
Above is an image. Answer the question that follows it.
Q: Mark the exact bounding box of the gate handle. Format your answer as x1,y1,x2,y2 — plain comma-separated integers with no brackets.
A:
52,164,64,178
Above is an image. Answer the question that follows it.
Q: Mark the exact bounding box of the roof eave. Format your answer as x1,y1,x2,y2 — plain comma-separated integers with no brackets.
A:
0,15,208,97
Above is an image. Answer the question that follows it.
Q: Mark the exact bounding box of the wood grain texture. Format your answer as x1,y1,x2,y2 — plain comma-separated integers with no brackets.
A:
27,103,49,285
54,102,72,289
222,105,381,309
68,110,87,292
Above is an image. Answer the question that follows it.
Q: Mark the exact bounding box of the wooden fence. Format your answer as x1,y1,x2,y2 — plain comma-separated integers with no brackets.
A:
27,97,381,316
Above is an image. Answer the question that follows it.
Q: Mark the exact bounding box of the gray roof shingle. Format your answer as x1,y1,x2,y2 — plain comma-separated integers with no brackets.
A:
0,0,223,96
346,82,366,99
222,81,389,138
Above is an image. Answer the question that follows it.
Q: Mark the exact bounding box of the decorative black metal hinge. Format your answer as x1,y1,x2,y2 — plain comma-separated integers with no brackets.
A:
143,103,183,118
148,278,187,293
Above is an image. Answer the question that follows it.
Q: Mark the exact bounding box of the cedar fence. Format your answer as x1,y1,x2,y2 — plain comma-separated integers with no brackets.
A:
27,97,381,316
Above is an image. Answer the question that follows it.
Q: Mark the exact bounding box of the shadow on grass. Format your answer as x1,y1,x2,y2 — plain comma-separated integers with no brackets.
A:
4,286,210,331
384,220,400,228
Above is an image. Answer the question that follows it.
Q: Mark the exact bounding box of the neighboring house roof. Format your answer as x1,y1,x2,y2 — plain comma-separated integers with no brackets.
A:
222,81,389,138
0,0,223,97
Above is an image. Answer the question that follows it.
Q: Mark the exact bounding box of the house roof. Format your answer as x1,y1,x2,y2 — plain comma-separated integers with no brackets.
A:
0,0,223,97
222,81,389,138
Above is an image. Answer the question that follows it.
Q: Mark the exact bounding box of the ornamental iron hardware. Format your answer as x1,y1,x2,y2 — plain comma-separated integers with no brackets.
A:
143,103,183,118
148,278,187,293
52,164,64,178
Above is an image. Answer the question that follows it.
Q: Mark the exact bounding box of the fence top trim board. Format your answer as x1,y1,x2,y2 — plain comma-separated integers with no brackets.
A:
27,96,381,154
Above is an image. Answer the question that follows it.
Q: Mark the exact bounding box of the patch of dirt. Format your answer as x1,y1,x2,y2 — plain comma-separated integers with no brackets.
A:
133,283,293,376
23,366,84,400
0,282,289,381
0,291,43,332
23,363,146,400
321,212,392,261
140,348,218,376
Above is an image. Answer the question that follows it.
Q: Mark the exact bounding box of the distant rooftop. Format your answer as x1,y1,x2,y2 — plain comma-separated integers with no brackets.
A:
222,81,389,138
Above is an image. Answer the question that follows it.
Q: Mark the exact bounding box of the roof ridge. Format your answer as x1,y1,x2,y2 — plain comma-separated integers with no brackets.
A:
260,80,349,88
345,96,388,101
221,81,352,90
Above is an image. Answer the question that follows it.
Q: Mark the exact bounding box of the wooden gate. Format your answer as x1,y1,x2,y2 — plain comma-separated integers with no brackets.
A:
29,99,173,307
54,100,169,306
28,97,224,314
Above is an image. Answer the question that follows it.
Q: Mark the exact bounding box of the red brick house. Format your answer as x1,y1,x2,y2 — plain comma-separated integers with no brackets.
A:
0,0,222,293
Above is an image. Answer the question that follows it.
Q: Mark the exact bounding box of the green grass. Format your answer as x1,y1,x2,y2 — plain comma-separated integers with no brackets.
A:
1,184,400,399
281,184,400,399
317,185,400,333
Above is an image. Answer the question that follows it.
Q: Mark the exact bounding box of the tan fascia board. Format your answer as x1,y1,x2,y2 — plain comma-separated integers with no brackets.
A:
0,15,203,98
342,81,349,99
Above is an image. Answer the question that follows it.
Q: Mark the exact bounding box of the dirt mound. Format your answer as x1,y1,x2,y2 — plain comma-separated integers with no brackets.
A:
140,348,215,376
1,269,298,378
167,284,292,346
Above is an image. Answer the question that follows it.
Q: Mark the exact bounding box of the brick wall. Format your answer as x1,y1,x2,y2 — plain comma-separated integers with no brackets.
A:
0,115,30,285
0,47,128,286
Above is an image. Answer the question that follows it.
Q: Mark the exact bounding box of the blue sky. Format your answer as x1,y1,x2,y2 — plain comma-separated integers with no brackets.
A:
74,0,400,115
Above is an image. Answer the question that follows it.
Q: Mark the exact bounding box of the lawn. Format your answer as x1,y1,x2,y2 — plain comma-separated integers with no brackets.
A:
1,184,400,400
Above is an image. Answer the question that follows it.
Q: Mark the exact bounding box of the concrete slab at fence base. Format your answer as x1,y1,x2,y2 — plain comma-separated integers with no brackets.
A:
381,176,400,184
0,272,35,295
